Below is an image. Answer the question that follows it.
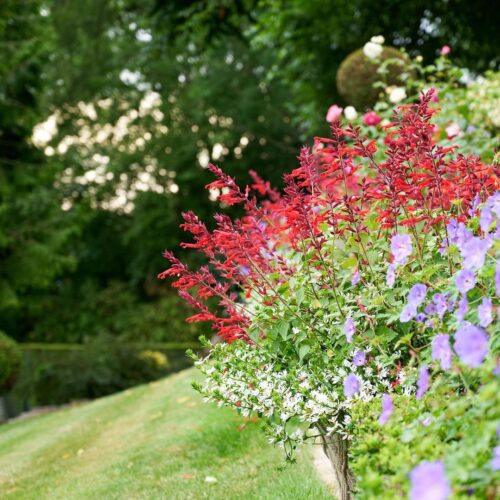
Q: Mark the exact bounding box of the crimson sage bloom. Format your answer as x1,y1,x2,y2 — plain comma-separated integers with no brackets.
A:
409,461,451,500
454,322,489,367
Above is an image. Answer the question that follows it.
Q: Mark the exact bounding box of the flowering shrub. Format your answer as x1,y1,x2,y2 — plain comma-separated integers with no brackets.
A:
160,94,499,498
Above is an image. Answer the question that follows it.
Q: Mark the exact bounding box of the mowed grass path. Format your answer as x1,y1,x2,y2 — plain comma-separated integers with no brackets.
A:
0,369,330,499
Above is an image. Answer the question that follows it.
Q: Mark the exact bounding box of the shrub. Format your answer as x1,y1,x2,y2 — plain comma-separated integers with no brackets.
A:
336,46,411,109
161,93,499,498
0,331,22,393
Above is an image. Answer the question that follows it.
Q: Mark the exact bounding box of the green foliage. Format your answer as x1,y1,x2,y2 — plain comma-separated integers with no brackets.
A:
0,332,21,393
336,46,411,109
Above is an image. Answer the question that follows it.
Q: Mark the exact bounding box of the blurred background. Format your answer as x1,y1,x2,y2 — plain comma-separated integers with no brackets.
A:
1,0,499,419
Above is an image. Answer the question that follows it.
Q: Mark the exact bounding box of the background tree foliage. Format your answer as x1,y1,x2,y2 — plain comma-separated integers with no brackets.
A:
1,0,499,356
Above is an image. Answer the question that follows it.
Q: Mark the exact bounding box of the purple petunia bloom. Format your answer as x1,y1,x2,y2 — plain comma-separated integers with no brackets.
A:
391,234,413,266
416,365,430,400
477,297,493,327
432,334,452,370
386,263,396,288
433,294,448,319
456,296,468,322
487,192,500,218
454,322,489,367
496,260,500,297
492,446,500,471
480,205,494,233
409,460,451,500
351,270,360,286
460,236,491,270
378,393,393,425
400,304,417,323
352,351,366,366
408,284,427,306
344,317,355,343
343,374,360,397
455,269,475,294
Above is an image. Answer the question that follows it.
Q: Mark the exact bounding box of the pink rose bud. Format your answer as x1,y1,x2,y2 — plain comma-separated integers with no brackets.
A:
362,111,382,126
326,104,343,123
440,45,451,56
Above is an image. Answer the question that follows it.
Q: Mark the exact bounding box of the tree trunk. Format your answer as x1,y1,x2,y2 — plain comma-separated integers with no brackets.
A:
317,425,355,499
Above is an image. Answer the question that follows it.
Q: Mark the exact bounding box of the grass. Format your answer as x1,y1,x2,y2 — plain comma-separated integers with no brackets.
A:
0,368,331,499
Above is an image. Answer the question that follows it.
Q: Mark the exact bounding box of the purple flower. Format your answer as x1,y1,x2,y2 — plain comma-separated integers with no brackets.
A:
432,334,452,370
425,302,437,315
416,313,427,323
470,193,481,213
455,296,468,322
386,263,396,288
400,304,417,323
487,192,500,218
492,446,500,471
455,269,475,294
378,393,393,425
478,297,493,327
454,322,489,367
447,219,472,248
408,284,427,306
391,234,413,266
409,461,451,500
416,365,430,400
460,236,491,270
351,270,360,286
343,374,360,397
421,417,432,426
480,206,494,232
352,351,366,366
433,294,448,319
344,317,355,343
495,260,500,297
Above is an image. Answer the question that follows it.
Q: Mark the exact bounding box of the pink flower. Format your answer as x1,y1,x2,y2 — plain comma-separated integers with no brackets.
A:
445,122,462,139
362,111,382,126
440,45,451,56
326,104,343,123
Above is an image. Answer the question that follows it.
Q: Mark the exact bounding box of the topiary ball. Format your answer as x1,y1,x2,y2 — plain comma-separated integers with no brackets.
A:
336,47,412,110
0,332,22,393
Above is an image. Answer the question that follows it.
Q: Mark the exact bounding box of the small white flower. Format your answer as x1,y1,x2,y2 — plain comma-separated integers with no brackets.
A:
344,106,358,120
205,476,218,484
363,41,383,59
370,35,385,45
389,86,407,103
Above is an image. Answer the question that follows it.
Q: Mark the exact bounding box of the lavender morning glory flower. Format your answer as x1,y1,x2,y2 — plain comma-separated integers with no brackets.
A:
391,234,413,266
425,302,437,315
492,446,500,471
480,205,494,232
386,263,396,288
455,269,475,294
454,322,489,367
409,460,451,500
416,365,430,400
460,236,491,270
408,284,427,306
352,351,366,366
378,393,393,425
487,192,500,218
344,317,355,343
351,270,360,286
432,334,452,370
447,219,472,248
433,294,448,319
400,304,417,323
343,374,360,397
456,296,468,322
478,297,493,327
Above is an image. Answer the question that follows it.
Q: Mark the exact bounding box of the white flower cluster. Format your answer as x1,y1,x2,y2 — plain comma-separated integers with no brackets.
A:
196,342,395,446
363,35,385,59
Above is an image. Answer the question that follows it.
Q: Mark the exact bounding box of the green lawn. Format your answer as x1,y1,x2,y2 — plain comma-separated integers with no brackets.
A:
0,369,331,499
